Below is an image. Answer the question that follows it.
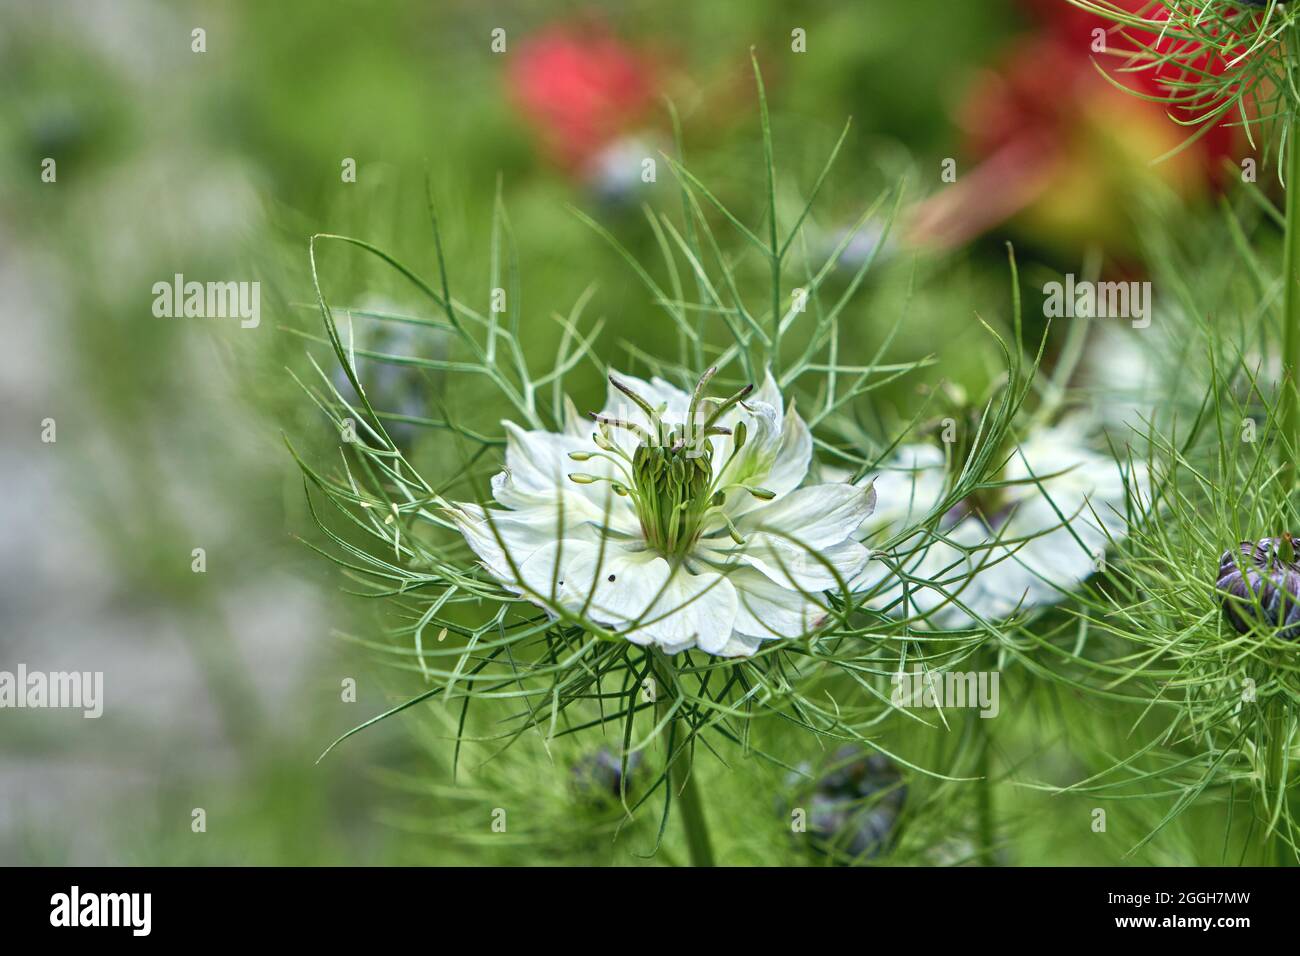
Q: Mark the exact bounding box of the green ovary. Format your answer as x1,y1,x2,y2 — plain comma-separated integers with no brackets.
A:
631,437,716,558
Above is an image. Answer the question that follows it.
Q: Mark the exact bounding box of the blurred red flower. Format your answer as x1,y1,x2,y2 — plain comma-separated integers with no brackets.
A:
507,24,660,175
910,0,1246,254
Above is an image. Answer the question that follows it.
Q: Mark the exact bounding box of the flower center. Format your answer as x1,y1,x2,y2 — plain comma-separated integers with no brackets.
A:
631,433,716,557
568,368,776,559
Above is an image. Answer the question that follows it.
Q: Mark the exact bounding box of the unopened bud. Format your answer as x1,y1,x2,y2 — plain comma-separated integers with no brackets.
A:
1217,536,1300,640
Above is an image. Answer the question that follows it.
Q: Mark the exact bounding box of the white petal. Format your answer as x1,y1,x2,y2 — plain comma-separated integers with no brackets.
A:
716,632,764,658
729,566,829,641
568,549,739,654
491,471,640,536
857,524,983,627
862,487,1128,629
712,398,782,491
449,503,558,577
751,367,785,419
561,394,589,439
638,565,739,654
498,421,614,496
863,444,948,535
972,497,1113,613
708,370,781,454
710,535,871,592
738,482,877,548
1003,421,1146,517
559,546,671,631
450,504,597,604
514,539,597,606
857,425,1146,629
500,421,576,490
762,401,813,498
492,421,641,534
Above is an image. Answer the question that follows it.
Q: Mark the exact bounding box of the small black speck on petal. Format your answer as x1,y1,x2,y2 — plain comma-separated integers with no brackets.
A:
608,574,616,582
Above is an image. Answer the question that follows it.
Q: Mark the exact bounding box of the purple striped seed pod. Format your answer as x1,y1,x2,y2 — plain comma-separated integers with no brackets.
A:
785,745,907,863
1216,536,1300,640
571,747,642,801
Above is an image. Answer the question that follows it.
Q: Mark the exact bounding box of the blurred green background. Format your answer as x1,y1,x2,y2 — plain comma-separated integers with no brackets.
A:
1,0,1243,865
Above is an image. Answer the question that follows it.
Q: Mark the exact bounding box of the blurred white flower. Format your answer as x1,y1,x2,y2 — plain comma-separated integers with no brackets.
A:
449,369,876,656
859,418,1145,628
582,133,663,207
1078,322,1167,433
816,219,895,273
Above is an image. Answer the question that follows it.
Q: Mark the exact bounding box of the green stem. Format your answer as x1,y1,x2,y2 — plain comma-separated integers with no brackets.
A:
654,654,716,867
670,743,716,867
1256,691,1292,866
1280,117,1300,489
975,709,996,864
972,643,997,864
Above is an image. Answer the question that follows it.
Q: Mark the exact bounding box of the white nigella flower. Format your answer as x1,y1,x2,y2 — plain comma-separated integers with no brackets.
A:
1078,323,1167,434
448,368,877,657
859,418,1145,628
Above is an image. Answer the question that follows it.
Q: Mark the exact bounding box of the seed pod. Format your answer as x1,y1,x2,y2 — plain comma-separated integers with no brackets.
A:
571,747,642,801
786,745,906,863
1216,536,1300,640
